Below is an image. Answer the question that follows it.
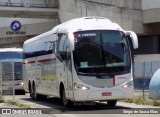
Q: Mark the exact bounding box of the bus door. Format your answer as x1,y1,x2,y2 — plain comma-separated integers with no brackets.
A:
56,34,73,99
66,40,74,100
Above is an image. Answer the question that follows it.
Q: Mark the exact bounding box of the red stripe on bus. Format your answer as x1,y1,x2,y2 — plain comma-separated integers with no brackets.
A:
23,58,56,64
23,61,35,64
38,58,56,63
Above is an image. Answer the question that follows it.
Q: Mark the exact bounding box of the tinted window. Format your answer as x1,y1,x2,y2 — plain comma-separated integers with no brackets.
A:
73,30,131,75
0,52,22,61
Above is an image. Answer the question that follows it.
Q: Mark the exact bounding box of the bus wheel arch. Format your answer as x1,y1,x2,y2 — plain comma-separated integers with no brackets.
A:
59,82,64,99
59,82,72,106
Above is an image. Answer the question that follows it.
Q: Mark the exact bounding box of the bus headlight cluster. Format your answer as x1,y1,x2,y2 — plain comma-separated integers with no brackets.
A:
122,81,133,88
74,83,90,90
20,82,24,85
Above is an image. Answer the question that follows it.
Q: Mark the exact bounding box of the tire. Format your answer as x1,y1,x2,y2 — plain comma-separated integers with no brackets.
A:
20,90,26,95
62,88,72,106
29,82,32,97
107,100,117,106
31,83,46,100
29,89,32,98
31,82,37,100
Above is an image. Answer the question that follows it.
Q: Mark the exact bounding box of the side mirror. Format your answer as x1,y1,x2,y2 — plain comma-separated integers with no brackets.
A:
126,31,138,49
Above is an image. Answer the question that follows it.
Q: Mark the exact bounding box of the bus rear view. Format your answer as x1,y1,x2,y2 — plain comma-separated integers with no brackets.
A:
0,48,25,94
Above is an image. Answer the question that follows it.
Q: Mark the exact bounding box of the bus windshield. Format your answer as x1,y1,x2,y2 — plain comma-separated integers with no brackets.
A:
14,62,22,80
0,52,22,61
0,52,23,80
73,30,131,75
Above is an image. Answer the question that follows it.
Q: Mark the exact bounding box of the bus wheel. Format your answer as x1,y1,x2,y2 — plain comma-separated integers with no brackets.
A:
107,100,117,106
62,88,72,106
31,82,37,100
29,82,32,97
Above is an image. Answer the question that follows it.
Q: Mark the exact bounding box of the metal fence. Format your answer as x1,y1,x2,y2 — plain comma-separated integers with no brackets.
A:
134,61,160,90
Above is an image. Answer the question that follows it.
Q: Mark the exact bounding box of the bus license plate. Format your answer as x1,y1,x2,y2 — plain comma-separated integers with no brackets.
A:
102,92,112,96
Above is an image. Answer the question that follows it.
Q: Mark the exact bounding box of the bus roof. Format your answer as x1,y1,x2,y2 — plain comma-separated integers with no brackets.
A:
24,17,123,45
0,48,23,52
56,16,123,32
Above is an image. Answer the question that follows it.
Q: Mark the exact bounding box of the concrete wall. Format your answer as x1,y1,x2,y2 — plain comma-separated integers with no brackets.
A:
142,0,160,25
143,8,160,24
142,0,160,10
142,0,160,34
0,18,59,47
0,0,160,52
58,0,143,34
0,18,59,38
0,36,29,48
89,0,141,9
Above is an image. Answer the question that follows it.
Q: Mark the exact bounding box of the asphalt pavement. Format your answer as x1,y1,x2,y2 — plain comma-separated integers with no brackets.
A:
0,92,160,117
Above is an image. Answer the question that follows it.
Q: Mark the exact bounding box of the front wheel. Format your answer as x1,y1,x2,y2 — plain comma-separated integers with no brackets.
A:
62,88,72,106
107,100,117,106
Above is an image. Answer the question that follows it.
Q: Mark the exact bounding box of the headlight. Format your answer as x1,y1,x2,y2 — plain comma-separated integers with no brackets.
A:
122,81,133,88
74,83,90,90
20,82,24,85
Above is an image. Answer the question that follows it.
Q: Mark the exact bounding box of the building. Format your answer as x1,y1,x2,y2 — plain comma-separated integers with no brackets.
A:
0,0,160,55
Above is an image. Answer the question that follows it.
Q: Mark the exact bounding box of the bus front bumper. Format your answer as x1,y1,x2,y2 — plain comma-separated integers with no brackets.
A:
72,88,133,102
1,82,24,91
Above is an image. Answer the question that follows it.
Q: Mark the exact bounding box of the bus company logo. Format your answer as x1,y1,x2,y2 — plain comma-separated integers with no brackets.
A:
6,20,26,35
11,21,21,31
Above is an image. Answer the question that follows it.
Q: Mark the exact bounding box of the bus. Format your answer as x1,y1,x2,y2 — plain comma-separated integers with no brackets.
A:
0,48,25,94
23,17,138,106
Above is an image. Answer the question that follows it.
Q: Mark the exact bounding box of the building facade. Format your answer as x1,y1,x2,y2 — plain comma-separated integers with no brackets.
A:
0,0,159,55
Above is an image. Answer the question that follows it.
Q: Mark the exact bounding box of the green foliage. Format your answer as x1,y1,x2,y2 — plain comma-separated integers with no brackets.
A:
122,97,145,104
152,99,160,106
0,96,4,103
15,101,31,108
0,96,3,99
122,97,160,106
4,99,31,108
123,98,133,103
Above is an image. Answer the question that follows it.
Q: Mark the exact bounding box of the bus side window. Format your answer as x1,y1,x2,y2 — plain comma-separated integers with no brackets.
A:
57,34,68,62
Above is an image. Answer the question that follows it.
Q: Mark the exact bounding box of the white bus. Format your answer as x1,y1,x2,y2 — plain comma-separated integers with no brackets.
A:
23,17,138,106
0,48,25,94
